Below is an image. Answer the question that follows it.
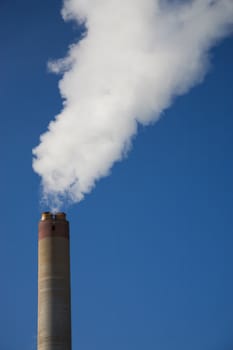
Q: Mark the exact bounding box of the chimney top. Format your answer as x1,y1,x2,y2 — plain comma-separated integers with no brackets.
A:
40,212,67,221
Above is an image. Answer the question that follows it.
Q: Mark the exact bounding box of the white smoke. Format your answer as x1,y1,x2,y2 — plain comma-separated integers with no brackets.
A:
33,0,233,209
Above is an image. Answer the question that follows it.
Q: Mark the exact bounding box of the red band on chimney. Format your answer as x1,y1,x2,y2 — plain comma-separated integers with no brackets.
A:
38,221,69,240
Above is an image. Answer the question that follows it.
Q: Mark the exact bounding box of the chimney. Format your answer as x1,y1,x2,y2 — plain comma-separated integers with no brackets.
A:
37,212,72,350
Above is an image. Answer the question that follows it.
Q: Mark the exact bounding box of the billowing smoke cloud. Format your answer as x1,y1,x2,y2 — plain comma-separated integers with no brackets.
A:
33,0,233,209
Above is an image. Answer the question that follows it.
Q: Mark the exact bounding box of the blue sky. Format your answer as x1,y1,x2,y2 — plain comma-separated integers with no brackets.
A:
0,1,233,349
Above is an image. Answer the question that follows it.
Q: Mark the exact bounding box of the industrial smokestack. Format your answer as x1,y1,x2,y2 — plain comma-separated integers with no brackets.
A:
37,212,71,350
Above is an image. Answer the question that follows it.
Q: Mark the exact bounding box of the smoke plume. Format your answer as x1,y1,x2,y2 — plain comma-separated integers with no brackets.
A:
33,0,233,209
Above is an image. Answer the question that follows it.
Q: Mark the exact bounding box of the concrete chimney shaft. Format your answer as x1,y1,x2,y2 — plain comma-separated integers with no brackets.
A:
37,212,71,350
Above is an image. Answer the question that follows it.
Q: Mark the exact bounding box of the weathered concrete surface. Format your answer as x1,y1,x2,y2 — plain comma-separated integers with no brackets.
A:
37,213,71,350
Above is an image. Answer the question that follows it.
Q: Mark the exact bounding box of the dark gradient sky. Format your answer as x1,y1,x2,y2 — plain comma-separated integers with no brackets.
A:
0,1,233,349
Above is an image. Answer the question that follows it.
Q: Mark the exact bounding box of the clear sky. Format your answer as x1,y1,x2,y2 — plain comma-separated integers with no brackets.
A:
0,1,233,350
